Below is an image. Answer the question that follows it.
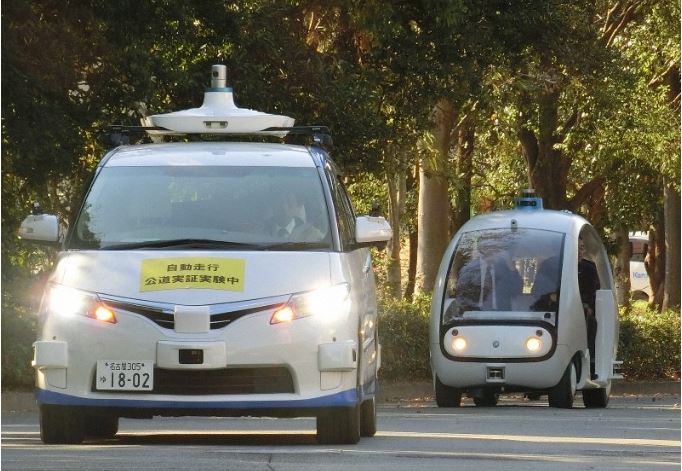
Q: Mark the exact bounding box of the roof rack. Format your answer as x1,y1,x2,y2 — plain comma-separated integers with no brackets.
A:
103,124,333,149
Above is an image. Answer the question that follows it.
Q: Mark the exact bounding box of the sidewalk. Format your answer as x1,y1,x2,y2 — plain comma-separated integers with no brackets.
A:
2,381,679,414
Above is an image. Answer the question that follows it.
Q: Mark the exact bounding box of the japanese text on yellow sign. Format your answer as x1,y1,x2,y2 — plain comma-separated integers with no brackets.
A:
140,258,245,292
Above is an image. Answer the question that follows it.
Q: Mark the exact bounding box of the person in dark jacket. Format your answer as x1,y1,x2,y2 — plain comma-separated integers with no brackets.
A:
578,237,600,379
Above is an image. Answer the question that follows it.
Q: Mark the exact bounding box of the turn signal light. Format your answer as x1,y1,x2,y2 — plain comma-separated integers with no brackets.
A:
271,306,295,324
93,304,117,324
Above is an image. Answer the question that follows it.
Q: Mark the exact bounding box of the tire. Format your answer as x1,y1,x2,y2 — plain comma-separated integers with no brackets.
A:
40,405,85,444
85,414,119,439
473,391,499,407
317,406,361,444
360,397,377,437
582,381,611,408
435,376,462,407
548,361,577,409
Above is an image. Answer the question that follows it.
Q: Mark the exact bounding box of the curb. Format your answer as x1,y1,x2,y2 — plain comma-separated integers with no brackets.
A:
2,381,679,414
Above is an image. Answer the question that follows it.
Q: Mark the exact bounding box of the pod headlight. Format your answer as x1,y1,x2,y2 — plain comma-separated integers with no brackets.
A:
452,336,467,352
525,336,543,353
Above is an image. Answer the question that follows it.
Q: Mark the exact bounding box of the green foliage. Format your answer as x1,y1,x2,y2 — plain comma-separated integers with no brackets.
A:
378,294,432,380
618,302,681,380
1,279,39,390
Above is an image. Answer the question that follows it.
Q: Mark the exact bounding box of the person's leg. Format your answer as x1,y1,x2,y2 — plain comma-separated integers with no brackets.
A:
586,315,598,378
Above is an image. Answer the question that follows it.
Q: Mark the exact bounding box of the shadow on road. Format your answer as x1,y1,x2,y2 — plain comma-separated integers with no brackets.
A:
108,432,319,446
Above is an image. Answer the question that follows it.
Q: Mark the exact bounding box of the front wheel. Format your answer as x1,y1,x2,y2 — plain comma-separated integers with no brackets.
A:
40,405,85,444
85,414,119,439
548,361,577,409
360,397,377,437
317,406,361,444
435,376,462,407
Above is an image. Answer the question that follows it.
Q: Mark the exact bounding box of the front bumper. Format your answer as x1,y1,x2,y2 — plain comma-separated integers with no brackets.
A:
33,306,371,414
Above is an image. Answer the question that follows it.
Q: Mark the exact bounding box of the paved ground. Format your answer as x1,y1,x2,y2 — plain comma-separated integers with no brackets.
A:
2,393,679,471
2,380,679,413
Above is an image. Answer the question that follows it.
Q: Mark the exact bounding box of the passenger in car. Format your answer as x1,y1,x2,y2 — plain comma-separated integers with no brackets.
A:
578,237,600,379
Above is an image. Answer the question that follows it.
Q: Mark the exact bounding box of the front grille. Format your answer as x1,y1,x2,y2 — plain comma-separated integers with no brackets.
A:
153,367,295,395
104,300,281,330
92,367,295,395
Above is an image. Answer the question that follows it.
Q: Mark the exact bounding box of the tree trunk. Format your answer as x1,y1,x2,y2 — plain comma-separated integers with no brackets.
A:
645,215,666,309
613,226,631,309
452,116,474,235
662,180,680,310
404,165,418,301
386,168,406,300
416,98,455,294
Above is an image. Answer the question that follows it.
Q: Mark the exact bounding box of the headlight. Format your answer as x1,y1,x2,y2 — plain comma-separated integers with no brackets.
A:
45,285,117,324
525,336,543,352
452,336,467,352
271,283,351,324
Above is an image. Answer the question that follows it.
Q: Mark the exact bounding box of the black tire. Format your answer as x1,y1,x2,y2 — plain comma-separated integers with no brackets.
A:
435,376,462,407
582,387,610,408
473,391,499,407
317,406,361,444
548,362,577,409
85,414,119,439
360,397,377,437
40,405,85,444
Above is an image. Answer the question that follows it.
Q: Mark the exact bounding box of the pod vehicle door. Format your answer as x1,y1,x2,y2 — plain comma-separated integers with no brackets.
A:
429,206,621,408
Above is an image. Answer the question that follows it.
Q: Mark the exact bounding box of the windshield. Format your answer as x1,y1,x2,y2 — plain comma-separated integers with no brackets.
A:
443,228,565,324
71,166,332,250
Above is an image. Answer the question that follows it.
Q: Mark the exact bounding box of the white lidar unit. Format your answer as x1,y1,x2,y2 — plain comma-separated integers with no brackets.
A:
148,65,295,135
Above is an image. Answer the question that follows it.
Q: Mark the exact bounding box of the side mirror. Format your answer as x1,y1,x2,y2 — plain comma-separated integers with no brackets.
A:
355,216,393,244
18,214,60,244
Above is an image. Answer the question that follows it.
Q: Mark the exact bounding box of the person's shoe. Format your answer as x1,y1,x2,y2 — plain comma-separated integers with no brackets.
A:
591,373,598,380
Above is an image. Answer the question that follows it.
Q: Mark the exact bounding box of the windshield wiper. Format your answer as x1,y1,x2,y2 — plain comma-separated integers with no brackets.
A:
101,239,263,250
260,241,329,251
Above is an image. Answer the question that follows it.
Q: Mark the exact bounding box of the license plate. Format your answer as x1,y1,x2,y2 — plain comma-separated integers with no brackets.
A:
96,361,154,391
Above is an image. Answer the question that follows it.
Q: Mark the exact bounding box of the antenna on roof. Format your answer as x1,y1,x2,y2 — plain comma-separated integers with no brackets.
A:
148,64,295,134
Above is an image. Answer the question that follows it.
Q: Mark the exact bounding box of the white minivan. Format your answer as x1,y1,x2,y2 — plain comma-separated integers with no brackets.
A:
19,66,392,444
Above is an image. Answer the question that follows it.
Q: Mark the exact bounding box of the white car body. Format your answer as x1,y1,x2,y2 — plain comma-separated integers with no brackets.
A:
24,140,391,444
430,196,621,408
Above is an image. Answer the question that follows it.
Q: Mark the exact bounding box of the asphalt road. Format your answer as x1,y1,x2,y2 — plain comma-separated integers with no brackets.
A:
2,394,679,471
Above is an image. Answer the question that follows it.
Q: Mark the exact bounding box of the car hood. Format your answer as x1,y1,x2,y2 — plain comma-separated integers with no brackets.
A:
51,250,332,305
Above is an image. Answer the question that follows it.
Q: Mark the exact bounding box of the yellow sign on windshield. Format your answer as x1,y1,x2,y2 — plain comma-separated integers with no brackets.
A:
140,258,245,292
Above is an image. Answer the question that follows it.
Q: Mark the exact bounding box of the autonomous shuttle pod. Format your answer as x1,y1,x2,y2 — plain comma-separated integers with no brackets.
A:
430,191,621,408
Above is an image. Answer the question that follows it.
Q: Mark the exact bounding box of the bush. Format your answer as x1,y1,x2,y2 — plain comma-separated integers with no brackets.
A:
618,302,681,380
377,295,681,382
1,291,37,390
378,294,432,381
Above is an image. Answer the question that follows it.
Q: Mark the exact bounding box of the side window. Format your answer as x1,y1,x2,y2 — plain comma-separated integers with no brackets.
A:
326,170,356,249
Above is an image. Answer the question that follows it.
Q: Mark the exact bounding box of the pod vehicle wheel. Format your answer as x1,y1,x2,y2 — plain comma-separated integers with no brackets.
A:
548,361,577,409
40,405,85,444
435,376,462,407
473,390,499,407
317,406,361,444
